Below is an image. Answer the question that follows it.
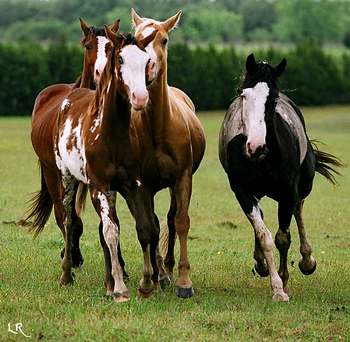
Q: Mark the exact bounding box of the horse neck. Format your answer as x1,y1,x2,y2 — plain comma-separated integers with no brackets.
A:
79,68,95,89
97,75,131,139
144,69,171,135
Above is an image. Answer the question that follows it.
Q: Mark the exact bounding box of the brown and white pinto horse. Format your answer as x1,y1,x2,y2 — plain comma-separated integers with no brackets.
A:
131,9,206,298
22,19,120,269
38,27,158,302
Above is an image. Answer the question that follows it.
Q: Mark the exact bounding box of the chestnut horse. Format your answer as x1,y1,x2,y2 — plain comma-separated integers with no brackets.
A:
36,26,158,302
131,9,206,298
22,19,120,270
219,54,343,301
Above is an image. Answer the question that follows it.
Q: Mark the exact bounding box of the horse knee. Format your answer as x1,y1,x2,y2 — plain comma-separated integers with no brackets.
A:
275,229,291,253
174,212,190,235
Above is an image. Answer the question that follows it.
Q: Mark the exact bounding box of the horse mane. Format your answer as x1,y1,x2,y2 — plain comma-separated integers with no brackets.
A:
237,60,280,95
88,33,138,116
133,18,161,34
80,26,106,46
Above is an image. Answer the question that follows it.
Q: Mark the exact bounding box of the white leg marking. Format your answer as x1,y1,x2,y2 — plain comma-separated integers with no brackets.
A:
249,205,289,301
97,191,129,298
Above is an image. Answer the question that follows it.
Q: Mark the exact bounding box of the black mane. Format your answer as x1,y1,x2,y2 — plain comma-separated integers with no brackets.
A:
237,60,280,95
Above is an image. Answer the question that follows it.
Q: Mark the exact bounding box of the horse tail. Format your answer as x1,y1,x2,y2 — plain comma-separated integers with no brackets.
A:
18,165,53,239
312,141,345,187
75,183,88,217
159,218,178,255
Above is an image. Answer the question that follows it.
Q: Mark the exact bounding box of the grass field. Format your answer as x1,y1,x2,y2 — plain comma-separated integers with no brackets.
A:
0,106,349,341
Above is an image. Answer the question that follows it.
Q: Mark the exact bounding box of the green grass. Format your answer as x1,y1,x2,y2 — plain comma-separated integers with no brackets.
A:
1,107,350,341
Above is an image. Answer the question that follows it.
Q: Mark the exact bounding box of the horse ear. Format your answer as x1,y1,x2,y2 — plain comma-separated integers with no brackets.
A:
80,18,90,37
163,10,182,33
104,24,124,48
276,58,287,77
131,8,143,28
246,53,257,74
139,29,158,48
110,19,120,33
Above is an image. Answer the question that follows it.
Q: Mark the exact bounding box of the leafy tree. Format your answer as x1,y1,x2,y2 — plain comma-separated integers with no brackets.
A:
273,0,345,45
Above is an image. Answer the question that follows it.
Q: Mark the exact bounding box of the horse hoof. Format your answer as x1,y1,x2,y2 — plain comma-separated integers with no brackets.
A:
114,291,130,303
60,274,74,287
159,275,171,289
175,285,194,298
272,292,289,302
255,263,269,277
299,259,316,275
138,287,153,299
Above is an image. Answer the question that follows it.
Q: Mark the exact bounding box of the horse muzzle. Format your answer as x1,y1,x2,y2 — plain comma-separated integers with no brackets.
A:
131,89,149,111
246,141,267,159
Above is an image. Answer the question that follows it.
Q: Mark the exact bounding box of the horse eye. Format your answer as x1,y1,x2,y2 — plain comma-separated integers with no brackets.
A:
241,93,246,99
162,38,168,46
118,56,123,65
84,45,91,51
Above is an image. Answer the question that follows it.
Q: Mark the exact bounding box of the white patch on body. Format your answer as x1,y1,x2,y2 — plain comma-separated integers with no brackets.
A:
276,95,308,164
241,82,269,155
56,117,88,184
60,99,71,112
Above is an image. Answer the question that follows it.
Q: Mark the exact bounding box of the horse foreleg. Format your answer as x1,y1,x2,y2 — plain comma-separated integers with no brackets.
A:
293,199,316,275
173,172,194,298
122,182,156,298
163,189,176,279
239,193,288,302
275,197,294,298
253,203,269,277
91,189,129,302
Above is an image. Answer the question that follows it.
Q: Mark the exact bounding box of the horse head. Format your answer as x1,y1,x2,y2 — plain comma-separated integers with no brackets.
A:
104,25,158,111
80,18,120,86
131,8,181,77
240,53,287,159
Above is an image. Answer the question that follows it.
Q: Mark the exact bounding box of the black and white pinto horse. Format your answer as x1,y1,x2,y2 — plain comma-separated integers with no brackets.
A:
219,54,343,301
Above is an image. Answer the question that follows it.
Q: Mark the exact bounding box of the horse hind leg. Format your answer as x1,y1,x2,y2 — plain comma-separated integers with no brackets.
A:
158,189,177,288
293,199,316,275
60,183,85,268
60,178,79,286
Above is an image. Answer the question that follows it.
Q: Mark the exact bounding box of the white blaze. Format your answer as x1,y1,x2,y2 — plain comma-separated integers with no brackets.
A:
94,36,109,83
242,82,269,155
118,45,150,110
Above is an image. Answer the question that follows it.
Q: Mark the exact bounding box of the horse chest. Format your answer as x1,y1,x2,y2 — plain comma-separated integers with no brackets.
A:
141,150,175,190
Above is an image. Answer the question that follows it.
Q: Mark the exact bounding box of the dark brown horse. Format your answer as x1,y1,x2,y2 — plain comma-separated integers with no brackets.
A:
131,9,206,298
28,26,158,302
21,19,120,269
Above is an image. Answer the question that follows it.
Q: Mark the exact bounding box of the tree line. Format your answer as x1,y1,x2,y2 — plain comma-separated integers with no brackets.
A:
1,0,350,46
0,37,349,116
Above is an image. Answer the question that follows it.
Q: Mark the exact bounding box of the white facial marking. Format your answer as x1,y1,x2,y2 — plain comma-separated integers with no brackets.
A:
136,180,141,187
95,36,109,82
242,82,269,156
119,45,150,110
